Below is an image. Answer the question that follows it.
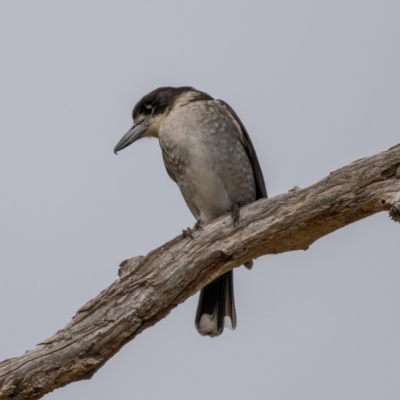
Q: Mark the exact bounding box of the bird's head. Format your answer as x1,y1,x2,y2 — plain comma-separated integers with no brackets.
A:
114,86,213,154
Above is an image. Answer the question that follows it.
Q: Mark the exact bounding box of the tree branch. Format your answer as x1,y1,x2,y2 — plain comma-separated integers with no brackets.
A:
1,144,400,400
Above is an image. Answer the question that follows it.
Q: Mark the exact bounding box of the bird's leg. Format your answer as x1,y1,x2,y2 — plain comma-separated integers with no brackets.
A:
231,202,241,227
194,219,203,230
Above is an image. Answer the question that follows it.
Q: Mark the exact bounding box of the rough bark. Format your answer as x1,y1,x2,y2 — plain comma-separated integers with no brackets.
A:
1,144,400,400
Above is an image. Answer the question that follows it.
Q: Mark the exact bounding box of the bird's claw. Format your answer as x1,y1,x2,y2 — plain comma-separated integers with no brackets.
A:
183,220,203,240
182,227,194,240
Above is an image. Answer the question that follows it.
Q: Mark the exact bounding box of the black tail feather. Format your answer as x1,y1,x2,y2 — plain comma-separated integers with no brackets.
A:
195,271,237,337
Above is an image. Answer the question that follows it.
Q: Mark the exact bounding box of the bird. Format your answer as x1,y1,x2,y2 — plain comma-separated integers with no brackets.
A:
114,86,267,337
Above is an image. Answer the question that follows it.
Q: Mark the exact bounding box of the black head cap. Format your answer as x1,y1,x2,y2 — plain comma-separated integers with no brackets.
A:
132,86,213,120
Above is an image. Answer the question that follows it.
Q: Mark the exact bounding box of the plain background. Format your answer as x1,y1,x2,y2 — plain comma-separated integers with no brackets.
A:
1,1,399,399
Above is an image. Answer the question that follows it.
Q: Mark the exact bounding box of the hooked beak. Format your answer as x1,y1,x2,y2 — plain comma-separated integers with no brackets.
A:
114,123,147,154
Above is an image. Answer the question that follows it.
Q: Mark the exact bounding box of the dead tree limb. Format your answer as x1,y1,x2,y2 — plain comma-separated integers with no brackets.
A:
1,144,400,400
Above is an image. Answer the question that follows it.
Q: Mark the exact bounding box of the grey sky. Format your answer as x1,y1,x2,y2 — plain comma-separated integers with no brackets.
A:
1,1,399,399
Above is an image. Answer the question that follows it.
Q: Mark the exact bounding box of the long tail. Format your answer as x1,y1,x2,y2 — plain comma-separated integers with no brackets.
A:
195,271,237,337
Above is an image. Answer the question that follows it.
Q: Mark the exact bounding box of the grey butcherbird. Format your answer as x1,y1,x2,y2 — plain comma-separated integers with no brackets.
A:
114,86,267,337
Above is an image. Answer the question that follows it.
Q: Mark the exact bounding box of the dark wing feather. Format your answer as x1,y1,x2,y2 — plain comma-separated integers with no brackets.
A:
217,100,267,199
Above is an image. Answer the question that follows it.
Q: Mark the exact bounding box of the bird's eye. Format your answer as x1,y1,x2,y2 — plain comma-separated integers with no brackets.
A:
140,103,155,115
